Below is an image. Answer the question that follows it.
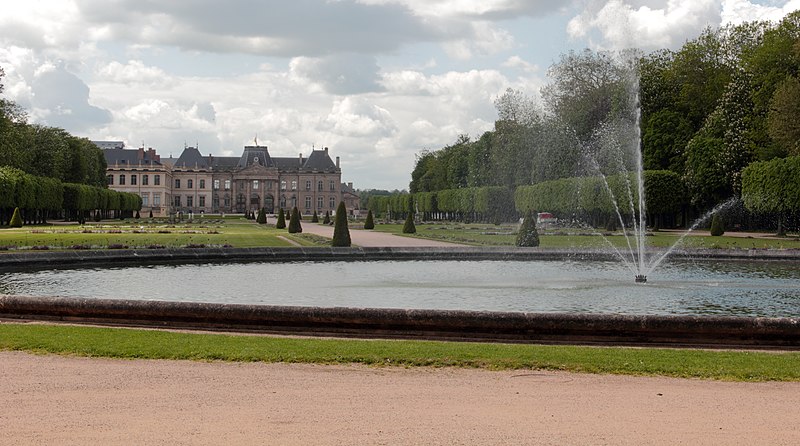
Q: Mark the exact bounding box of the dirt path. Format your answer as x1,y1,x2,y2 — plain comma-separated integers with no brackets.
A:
2,351,798,445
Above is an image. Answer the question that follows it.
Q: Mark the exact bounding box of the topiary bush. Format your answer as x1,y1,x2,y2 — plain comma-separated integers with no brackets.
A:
257,207,267,224
331,202,351,247
402,211,416,234
288,206,303,233
323,210,331,225
311,210,319,223
9,207,23,228
516,209,540,247
710,213,725,236
364,209,375,229
275,207,286,229
149,210,154,219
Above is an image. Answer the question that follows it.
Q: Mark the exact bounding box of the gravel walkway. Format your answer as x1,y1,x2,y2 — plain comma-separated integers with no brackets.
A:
2,351,798,445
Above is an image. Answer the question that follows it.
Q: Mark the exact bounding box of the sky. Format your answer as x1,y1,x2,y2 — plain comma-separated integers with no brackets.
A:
1,0,799,190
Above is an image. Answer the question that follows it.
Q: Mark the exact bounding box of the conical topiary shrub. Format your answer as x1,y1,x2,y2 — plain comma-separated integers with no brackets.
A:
516,209,540,247
275,207,286,229
364,209,374,229
323,210,331,225
331,202,351,247
149,210,154,219
710,213,725,236
311,210,319,223
402,211,416,234
288,206,303,233
9,207,23,228
257,208,267,224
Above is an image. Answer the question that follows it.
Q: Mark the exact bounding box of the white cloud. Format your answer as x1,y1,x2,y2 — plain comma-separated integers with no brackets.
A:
97,60,173,86
324,98,397,137
721,0,800,25
567,0,723,51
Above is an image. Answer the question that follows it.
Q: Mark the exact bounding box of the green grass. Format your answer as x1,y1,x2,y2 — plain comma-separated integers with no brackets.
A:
1,323,798,382
0,219,319,249
369,223,800,249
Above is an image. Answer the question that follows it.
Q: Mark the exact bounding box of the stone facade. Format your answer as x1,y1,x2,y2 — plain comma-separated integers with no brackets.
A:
101,143,359,217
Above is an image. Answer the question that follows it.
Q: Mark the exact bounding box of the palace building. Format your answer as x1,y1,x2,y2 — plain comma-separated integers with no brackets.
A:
100,142,360,217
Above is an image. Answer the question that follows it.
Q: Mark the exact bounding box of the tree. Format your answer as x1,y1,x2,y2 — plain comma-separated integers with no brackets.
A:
323,210,331,225
516,209,539,247
288,206,302,233
9,207,22,228
275,207,286,229
768,76,800,156
331,202,351,247
402,211,416,234
710,213,725,236
363,209,375,229
311,210,319,223
257,207,267,224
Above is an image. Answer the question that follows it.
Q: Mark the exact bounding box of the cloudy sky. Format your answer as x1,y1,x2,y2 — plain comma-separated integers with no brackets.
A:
1,0,798,189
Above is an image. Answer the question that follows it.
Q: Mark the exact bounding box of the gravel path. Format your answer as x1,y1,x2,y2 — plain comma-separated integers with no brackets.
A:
2,351,798,445
283,218,465,247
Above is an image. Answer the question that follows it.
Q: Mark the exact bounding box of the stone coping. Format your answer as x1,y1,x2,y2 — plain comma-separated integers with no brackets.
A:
1,295,798,349
1,246,799,270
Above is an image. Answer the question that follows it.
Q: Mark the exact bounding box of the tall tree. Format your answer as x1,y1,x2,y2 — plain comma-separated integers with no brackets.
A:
768,75,800,156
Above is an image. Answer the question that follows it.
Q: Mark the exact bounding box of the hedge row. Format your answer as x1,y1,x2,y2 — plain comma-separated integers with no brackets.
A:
742,156,800,234
0,166,142,225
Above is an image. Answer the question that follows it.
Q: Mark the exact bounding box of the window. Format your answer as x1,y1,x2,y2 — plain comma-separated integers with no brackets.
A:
174,196,181,207
329,180,335,191
130,175,137,186
199,179,205,189
305,196,311,209
305,180,311,191
280,196,286,208
280,180,287,191
142,175,149,186
141,193,149,206
154,175,161,186
187,196,193,207
119,174,126,185
107,175,113,185
187,179,193,189
224,196,230,207
199,196,205,207
291,196,297,207
317,180,323,192
175,179,180,188
265,180,272,190
213,179,220,190
224,179,231,190
291,180,297,191
212,195,219,208
253,180,259,189
330,197,336,208
153,194,161,206
317,196,323,209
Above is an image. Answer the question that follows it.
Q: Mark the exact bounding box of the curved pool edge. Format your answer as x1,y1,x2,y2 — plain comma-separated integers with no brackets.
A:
1,246,799,270
2,295,798,350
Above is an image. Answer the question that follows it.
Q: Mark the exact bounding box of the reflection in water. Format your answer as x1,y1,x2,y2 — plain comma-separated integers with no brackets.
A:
1,259,799,317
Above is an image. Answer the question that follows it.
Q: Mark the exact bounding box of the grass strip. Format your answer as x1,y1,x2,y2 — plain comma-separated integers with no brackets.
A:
1,323,798,382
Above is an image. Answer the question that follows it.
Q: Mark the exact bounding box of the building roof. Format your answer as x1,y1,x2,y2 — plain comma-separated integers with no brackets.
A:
173,147,209,169
303,149,338,171
103,148,162,167
237,145,274,169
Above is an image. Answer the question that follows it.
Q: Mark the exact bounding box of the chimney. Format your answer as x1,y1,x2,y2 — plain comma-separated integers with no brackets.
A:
138,147,145,160
299,152,303,165
348,182,353,189
324,147,328,154
336,156,340,168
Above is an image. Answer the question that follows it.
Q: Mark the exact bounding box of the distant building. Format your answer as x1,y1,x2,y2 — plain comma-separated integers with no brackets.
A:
99,142,359,217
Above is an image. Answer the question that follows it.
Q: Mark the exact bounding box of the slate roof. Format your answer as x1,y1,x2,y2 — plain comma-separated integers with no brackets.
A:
237,146,274,169
103,148,162,167
302,149,338,171
173,147,209,169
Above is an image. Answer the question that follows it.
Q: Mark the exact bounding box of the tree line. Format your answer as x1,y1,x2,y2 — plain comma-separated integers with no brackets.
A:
0,166,142,225
406,12,800,231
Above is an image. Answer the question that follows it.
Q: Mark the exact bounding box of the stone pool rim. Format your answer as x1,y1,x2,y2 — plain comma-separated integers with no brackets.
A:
1,246,799,270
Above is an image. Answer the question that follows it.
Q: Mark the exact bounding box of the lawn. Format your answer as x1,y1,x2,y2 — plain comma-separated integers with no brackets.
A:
1,323,798,382
0,218,317,249
369,222,800,249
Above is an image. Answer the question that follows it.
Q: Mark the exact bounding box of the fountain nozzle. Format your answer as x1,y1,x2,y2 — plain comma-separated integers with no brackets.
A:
634,275,647,283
